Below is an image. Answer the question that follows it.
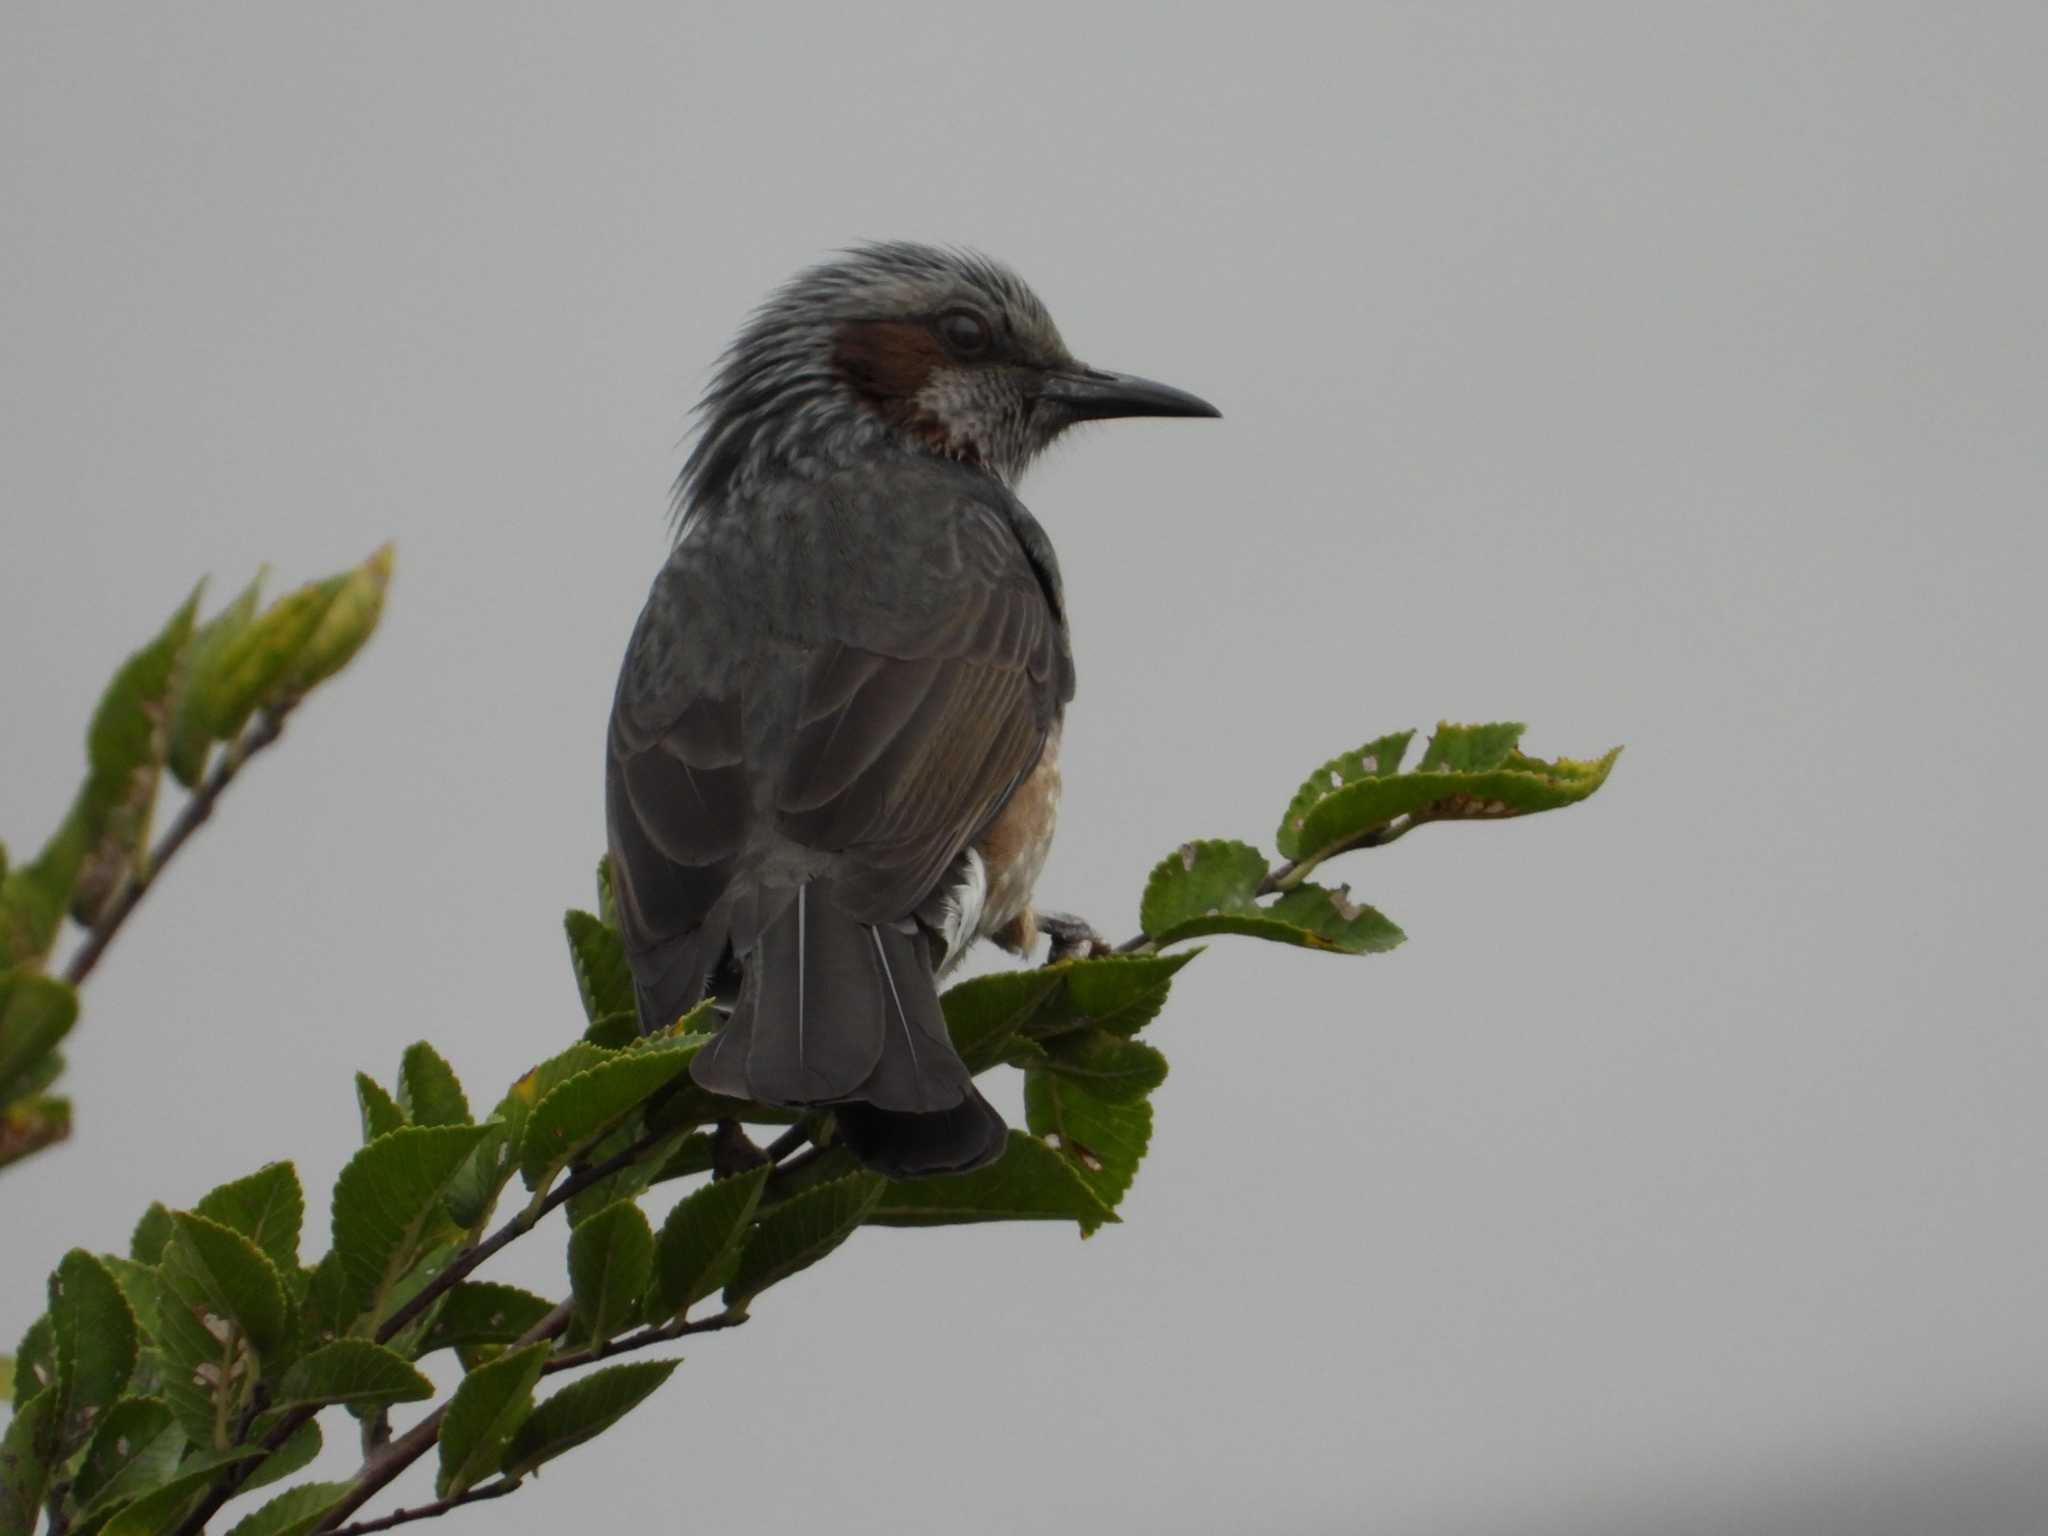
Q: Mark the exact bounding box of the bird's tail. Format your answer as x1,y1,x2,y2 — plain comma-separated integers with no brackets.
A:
689,884,1006,1177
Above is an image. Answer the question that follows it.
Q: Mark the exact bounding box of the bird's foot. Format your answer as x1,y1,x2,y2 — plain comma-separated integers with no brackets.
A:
1038,909,1111,965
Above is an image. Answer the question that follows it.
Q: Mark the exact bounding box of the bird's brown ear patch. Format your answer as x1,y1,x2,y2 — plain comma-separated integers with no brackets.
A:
833,320,946,406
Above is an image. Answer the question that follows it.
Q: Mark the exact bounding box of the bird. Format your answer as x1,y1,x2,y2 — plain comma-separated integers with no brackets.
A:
605,242,1218,1178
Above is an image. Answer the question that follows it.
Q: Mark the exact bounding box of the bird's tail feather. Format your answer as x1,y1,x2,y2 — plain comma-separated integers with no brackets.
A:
689,883,1006,1176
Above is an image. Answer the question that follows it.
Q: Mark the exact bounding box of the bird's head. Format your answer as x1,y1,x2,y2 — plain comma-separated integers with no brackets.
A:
675,242,1217,523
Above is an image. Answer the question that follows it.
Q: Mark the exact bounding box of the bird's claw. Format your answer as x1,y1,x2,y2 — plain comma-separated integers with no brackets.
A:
1038,910,1110,965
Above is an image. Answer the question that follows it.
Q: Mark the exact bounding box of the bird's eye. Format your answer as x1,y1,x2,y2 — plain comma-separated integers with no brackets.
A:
936,309,992,358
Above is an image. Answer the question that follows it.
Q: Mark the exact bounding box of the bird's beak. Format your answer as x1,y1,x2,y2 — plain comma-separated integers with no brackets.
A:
1039,365,1221,422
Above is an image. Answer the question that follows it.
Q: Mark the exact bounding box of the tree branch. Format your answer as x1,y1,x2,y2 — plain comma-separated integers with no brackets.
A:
62,711,287,987
322,1479,521,1536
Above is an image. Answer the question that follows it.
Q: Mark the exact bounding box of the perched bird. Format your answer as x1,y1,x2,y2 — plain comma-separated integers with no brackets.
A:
606,243,1217,1177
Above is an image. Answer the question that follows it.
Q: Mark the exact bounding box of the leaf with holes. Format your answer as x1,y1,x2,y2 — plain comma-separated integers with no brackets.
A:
272,1340,432,1411
568,1201,653,1346
328,1124,489,1331
1275,729,1416,860
565,910,634,1024
502,1360,679,1479
1024,1072,1152,1230
71,1396,183,1517
422,1283,557,1356
436,1341,549,1498
649,1165,768,1319
155,1213,289,1447
1,1386,59,1536
398,1042,470,1127
518,1046,696,1190
194,1162,304,1274
867,1132,1118,1229
1282,721,1620,866
50,1250,137,1450
725,1172,883,1309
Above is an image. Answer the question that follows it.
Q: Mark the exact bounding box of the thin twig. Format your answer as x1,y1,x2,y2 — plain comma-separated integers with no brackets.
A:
62,712,287,987
322,1479,521,1536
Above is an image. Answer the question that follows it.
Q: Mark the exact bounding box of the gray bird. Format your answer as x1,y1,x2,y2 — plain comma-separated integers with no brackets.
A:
606,243,1217,1177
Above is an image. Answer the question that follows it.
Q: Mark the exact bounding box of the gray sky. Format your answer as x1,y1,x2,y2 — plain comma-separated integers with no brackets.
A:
4,4,2045,1532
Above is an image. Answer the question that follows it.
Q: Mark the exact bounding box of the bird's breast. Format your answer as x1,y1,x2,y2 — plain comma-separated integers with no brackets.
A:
973,721,1062,953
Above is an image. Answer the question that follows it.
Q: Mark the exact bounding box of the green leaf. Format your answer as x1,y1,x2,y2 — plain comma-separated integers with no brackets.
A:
0,973,76,1105
1261,884,1405,954
94,1445,264,1536
1036,1030,1168,1103
0,1357,10,1405
567,1201,653,1345
564,910,634,1025
1045,949,1199,1038
1275,729,1416,860
421,1283,556,1355
518,1046,696,1190
436,1341,548,1499
50,1250,138,1448
167,572,264,788
581,1010,640,1050
398,1042,471,1127
67,587,204,926
222,1481,353,1536
279,543,393,699
649,1165,769,1319
868,1132,1119,1229
271,1340,432,1411
99,1257,163,1341
328,1124,488,1331
71,1396,182,1515
1281,721,1620,866
724,1172,883,1309
162,1214,290,1362
237,1414,323,1494
0,1094,70,1171
0,799,93,971
502,1361,679,1479
129,1204,174,1265
354,1072,406,1143
194,1162,305,1274
940,968,1064,1073
11,1319,52,1404
0,1386,57,1536
1024,1072,1153,1230
595,854,619,930
1137,840,1404,954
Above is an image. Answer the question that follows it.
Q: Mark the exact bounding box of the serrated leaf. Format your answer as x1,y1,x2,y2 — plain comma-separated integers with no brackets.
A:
1261,884,1405,954
940,968,1064,1073
565,910,633,1024
1275,730,1416,859
1140,837,1405,952
11,1319,52,1405
436,1341,548,1499
98,1258,163,1342
567,1202,653,1346
582,1010,640,1050
1024,1072,1152,1229
328,1124,489,1331
195,1162,305,1274
270,1340,431,1411
398,1042,470,1127
51,1250,138,1448
422,1284,556,1355
649,1165,768,1319
518,1048,696,1190
129,1204,174,1266
354,1073,406,1143
237,1414,322,1495
94,1445,263,1536
502,1361,679,1479
71,1396,182,1515
222,1480,354,1536
1042,949,1199,1039
0,973,76,1105
595,854,618,929
162,1214,290,1362
867,1132,1119,1229
0,1386,58,1536
724,1172,882,1308
0,802,91,970
69,587,203,925
167,572,264,788
1038,1030,1168,1103
1284,723,1620,867
1139,838,1267,938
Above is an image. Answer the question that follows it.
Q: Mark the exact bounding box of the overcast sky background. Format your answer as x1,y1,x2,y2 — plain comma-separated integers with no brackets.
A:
4,5,2045,1533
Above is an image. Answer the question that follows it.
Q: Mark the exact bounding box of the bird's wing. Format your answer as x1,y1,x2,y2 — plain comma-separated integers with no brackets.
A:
607,462,1064,1011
